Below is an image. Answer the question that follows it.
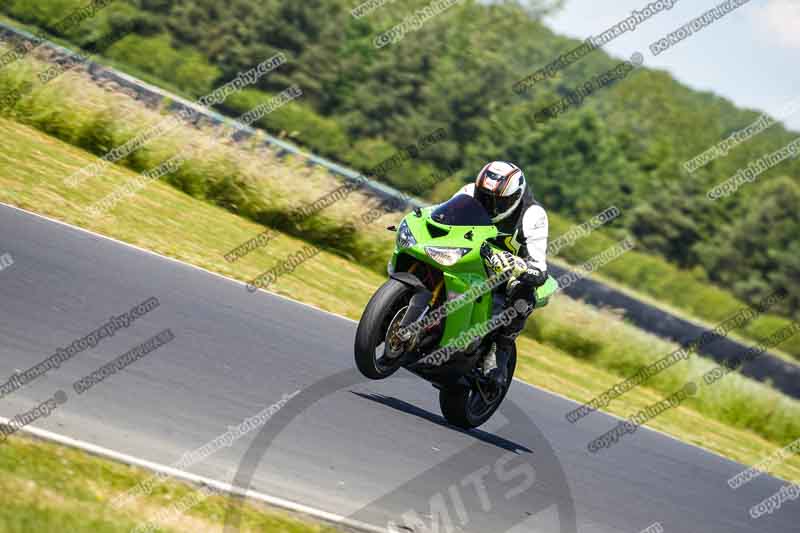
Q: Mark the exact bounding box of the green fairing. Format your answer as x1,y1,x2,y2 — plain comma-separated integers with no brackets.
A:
390,204,557,349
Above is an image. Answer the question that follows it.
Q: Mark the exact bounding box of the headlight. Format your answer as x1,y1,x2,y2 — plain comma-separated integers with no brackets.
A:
425,246,472,266
396,220,417,249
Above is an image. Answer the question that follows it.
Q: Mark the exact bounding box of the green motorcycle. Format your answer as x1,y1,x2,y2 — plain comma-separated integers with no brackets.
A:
354,194,558,429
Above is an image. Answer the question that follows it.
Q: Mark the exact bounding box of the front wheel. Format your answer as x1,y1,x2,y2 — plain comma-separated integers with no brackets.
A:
354,279,414,379
439,345,516,429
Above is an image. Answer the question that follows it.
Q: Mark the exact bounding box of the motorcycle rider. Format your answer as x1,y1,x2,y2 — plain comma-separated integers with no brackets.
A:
451,161,549,387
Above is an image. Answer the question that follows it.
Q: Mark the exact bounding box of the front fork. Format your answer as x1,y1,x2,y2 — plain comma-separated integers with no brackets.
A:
395,277,445,349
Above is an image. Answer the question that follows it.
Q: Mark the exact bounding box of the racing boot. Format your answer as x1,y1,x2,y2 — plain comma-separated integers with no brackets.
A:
487,297,535,388
487,335,514,389
481,338,513,389
481,342,498,378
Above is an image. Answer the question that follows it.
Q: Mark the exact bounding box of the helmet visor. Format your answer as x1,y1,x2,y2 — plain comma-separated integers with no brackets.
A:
475,187,521,219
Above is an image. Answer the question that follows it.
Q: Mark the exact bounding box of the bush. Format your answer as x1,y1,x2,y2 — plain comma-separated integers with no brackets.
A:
75,109,118,156
2,0,81,28
224,89,351,158
105,34,220,96
345,137,396,172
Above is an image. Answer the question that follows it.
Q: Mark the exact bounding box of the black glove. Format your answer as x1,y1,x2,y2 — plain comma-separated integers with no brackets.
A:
519,264,547,287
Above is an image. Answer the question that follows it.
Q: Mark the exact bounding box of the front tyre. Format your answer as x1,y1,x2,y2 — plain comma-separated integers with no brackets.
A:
439,345,517,429
354,279,413,379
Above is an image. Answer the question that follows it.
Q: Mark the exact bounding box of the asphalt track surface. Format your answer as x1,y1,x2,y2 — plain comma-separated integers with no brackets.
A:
1,203,797,533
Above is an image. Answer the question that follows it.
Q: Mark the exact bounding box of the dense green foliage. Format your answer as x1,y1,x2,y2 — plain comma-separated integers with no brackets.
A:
1,0,798,319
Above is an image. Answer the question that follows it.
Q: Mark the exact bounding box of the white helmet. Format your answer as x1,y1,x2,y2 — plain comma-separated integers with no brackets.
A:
474,161,526,222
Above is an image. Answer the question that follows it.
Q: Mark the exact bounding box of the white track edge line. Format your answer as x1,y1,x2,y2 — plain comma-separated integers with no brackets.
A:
0,202,747,468
0,414,388,533
0,201,358,323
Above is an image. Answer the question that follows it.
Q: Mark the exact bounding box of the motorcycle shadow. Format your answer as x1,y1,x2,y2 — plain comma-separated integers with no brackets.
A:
350,391,532,454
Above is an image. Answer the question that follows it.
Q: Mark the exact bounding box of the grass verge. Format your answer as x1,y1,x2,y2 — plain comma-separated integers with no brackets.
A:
0,433,341,533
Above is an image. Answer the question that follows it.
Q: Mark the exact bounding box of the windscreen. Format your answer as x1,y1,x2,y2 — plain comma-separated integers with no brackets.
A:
430,194,493,226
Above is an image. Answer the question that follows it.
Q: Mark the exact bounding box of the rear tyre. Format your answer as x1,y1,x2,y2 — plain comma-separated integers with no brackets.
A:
354,279,414,379
439,345,516,429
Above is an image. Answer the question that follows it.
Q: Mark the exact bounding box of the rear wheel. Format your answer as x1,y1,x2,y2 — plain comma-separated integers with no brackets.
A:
354,279,414,379
439,345,516,429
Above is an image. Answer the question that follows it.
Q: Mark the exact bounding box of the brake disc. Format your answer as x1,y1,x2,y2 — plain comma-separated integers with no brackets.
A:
385,306,410,359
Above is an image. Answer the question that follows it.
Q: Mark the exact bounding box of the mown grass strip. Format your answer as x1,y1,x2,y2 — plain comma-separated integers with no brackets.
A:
0,433,342,533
